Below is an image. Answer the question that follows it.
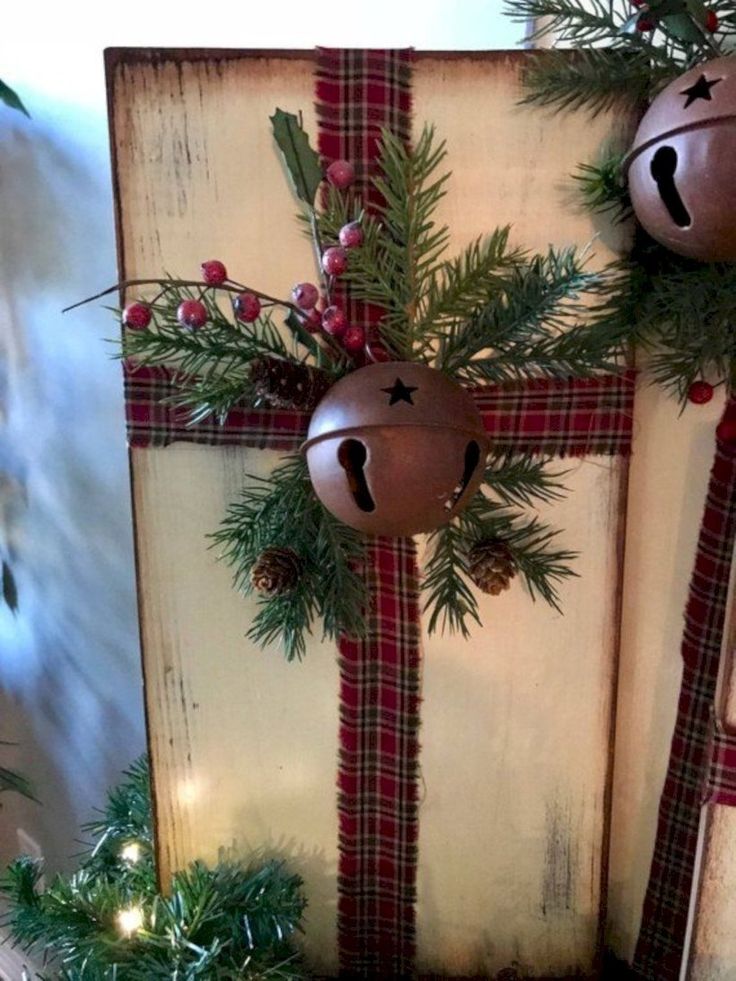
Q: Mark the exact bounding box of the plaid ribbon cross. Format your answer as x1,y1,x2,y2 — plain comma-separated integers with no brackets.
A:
124,48,636,979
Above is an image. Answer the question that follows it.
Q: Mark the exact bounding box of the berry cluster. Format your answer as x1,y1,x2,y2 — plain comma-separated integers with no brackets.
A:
122,157,369,358
296,158,367,355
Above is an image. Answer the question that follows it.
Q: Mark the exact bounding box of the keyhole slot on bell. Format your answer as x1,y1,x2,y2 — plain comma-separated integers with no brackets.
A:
650,146,691,228
338,439,375,513
445,440,481,511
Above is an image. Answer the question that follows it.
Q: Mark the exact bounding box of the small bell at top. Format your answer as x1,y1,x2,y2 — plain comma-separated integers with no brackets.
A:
625,55,736,262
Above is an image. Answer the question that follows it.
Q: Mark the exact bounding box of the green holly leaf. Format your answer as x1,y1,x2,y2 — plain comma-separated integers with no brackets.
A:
0,79,30,118
270,108,323,206
2,561,18,614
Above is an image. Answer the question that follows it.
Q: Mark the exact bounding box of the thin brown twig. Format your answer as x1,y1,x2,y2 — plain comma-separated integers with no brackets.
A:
62,278,298,315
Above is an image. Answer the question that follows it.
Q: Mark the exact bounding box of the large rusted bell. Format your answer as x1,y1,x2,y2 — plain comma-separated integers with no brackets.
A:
625,56,736,261
303,361,488,537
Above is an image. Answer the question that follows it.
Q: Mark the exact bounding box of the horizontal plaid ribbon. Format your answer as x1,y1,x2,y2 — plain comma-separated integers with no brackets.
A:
704,716,736,807
124,363,635,457
634,398,736,981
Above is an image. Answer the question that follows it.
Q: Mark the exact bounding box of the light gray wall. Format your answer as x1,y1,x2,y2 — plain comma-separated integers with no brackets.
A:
0,0,519,874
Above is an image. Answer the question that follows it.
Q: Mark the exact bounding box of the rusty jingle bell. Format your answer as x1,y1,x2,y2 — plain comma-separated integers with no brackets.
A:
625,55,736,262
303,361,489,537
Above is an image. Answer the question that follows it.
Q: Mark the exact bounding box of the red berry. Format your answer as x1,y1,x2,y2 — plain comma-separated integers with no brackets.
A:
123,302,151,329
177,298,208,329
342,325,366,353
326,159,356,190
321,305,347,336
688,380,714,405
637,13,656,30
705,9,718,31
339,221,364,249
717,419,736,444
201,259,228,285
292,282,319,310
322,247,348,276
233,292,261,323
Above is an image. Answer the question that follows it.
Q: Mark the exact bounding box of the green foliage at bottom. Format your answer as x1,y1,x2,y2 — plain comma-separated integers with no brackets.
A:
0,758,307,980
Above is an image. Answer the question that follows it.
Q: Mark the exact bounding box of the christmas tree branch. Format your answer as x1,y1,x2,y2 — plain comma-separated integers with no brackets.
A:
574,151,633,222
0,758,307,979
211,456,367,661
437,246,617,383
461,496,576,612
422,519,482,638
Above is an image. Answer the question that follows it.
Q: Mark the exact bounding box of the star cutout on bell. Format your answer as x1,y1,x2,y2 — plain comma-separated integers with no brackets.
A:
681,74,722,108
381,377,418,406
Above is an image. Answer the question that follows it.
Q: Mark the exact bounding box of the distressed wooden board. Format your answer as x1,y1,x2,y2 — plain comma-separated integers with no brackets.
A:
685,539,736,980
108,49,632,976
605,386,726,966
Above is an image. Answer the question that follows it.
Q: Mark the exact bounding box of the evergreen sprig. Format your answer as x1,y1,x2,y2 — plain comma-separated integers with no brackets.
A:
318,125,452,360
211,455,367,661
0,758,306,980
504,0,736,401
435,245,617,384
423,457,574,634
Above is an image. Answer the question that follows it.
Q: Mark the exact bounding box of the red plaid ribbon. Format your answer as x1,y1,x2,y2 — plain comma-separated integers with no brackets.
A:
124,363,634,457
704,717,736,807
124,364,311,451
634,399,736,981
317,47,419,979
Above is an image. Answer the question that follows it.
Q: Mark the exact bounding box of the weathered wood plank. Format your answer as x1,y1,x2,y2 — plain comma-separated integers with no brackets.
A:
109,49,631,975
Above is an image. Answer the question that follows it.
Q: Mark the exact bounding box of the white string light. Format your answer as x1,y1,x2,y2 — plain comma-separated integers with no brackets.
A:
120,841,142,864
116,905,144,938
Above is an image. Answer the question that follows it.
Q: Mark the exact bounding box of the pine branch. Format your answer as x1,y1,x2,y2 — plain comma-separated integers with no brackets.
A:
483,452,568,508
119,285,335,422
602,254,736,399
519,48,676,116
211,456,367,661
422,452,575,634
0,759,307,980
422,520,482,638
461,496,576,612
437,246,618,383
317,126,452,359
574,152,633,223
415,228,525,349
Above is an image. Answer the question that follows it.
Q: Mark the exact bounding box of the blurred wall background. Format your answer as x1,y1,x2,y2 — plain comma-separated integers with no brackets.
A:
0,0,519,876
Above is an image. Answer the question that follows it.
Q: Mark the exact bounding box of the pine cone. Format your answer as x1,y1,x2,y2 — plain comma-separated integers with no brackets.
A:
251,547,302,596
249,355,331,411
467,539,517,596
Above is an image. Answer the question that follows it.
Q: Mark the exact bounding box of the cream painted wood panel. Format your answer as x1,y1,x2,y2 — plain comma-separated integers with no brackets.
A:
109,50,630,975
686,540,736,980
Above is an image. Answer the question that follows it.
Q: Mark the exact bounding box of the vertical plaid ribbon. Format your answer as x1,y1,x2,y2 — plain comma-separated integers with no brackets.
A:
316,48,420,978
634,399,736,981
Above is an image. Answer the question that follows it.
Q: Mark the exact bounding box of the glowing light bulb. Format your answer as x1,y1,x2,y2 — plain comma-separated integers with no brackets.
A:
120,841,142,864
116,905,144,937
